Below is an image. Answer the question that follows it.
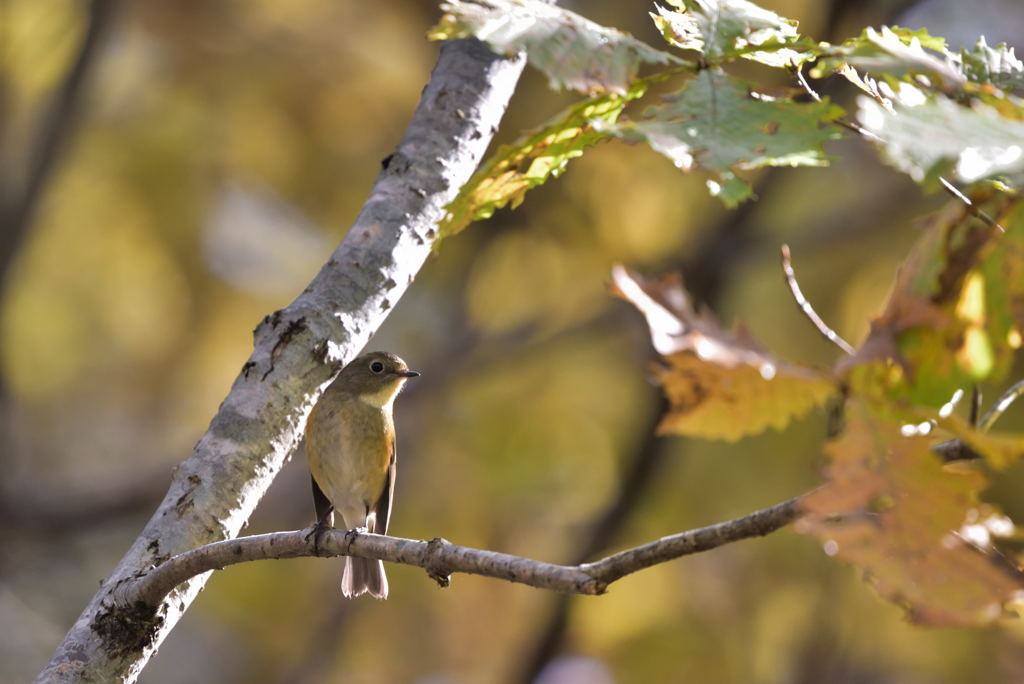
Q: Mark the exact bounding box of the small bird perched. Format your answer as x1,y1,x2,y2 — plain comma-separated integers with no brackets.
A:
305,351,419,598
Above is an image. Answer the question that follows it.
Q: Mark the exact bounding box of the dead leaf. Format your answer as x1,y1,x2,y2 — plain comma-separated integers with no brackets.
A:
797,402,1024,626
612,265,835,441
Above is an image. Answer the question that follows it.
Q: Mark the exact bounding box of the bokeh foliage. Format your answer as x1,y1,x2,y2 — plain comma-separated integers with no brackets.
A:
4,1,1024,683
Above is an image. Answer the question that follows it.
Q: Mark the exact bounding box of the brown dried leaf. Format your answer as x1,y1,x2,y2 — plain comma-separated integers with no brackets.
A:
612,266,835,442
797,402,1024,626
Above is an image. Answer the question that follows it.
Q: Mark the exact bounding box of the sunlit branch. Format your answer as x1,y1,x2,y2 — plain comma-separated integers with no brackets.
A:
790,62,881,141
780,244,855,355
118,495,804,610
979,378,1024,432
938,178,1005,233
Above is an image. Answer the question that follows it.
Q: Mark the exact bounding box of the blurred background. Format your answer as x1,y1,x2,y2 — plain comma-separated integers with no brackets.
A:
3,0,1024,682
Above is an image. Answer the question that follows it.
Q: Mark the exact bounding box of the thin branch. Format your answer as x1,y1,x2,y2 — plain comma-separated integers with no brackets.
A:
969,385,982,427
979,378,1024,432
0,0,118,283
937,177,1005,233
931,378,1024,463
791,62,881,141
117,495,805,611
581,495,802,583
780,244,855,355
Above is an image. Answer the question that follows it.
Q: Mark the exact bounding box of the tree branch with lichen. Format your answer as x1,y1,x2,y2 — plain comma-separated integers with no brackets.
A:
37,38,527,684
115,495,803,612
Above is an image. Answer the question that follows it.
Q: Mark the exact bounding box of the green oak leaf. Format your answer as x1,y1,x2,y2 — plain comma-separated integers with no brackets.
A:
651,0,812,67
430,0,683,95
599,69,843,206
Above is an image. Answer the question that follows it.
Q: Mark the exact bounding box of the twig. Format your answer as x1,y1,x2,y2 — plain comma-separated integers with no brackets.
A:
780,244,855,355
118,495,805,610
581,495,802,583
969,385,982,427
791,62,881,141
930,377,1024,463
933,378,1024,461
938,178,1005,233
0,0,118,283
979,378,1024,432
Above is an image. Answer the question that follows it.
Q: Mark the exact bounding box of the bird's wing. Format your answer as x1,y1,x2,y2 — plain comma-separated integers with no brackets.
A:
311,474,334,526
372,443,396,535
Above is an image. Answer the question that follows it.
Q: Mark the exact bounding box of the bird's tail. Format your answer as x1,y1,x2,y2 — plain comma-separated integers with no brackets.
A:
342,556,388,599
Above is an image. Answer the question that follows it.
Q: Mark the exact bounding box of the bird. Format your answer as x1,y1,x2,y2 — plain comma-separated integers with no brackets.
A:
305,351,419,598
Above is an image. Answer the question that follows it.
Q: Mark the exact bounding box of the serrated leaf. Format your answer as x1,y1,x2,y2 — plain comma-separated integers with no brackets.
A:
859,88,1024,187
835,64,891,106
839,193,1021,408
599,70,843,206
815,26,961,86
430,0,683,95
952,37,1024,93
651,0,811,67
439,85,644,238
797,402,1024,626
611,266,835,441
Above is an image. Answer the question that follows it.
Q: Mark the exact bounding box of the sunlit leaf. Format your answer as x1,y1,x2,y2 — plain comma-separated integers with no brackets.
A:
839,193,1022,407
814,26,960,86
797,403,1024,626
440,83,645,238
859,87,1024,187
651,0,812,67
598,69,842,206
430,0,683,95
611,266,835,441
952,37,1024,93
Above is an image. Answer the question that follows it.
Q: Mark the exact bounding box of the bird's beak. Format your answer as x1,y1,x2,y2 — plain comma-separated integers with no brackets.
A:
396,370,420,378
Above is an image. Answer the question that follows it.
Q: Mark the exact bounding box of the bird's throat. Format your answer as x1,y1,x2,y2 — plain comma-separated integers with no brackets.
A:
357,381,403,409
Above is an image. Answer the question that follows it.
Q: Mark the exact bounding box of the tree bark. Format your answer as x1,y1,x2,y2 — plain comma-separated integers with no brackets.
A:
36,38,525,684
108,495,804,607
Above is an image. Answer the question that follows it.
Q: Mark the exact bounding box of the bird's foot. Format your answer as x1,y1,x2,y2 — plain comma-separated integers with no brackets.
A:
304,519,333,556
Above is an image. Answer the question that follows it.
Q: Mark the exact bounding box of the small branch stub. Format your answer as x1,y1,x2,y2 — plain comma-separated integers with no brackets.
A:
425,537,453,587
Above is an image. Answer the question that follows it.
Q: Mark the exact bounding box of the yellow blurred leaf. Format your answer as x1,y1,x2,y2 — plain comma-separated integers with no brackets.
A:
837,192,1021,407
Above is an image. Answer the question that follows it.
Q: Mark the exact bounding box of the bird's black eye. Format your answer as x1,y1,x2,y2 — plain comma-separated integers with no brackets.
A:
370,361,385,373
